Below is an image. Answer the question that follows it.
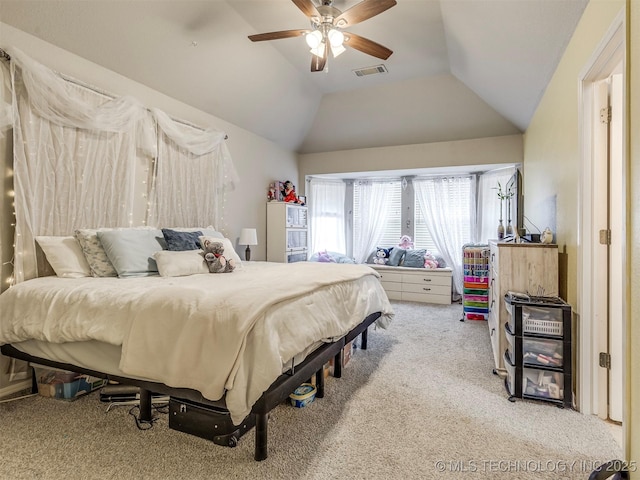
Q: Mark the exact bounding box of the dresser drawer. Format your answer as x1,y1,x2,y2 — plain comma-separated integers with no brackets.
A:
402,282,450,296
376,271,403,283
381,280,402,293
402,291,451,304
385,290,402,301
401,272,451,287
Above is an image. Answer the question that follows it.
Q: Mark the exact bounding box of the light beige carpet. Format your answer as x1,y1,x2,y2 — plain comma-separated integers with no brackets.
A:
0,301,622,479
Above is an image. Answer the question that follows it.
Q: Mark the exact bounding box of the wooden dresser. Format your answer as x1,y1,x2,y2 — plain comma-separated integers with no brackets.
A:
488,241,559,371
369,265,452,304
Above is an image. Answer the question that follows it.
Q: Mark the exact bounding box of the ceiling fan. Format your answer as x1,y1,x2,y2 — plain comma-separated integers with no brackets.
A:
248,0,397,72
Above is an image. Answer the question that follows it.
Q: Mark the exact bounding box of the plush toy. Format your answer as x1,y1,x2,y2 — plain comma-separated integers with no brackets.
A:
316,250,336,263
202,239,235,273
373,247,391,265
424,251,438,269
282,180,303,204
398,235,414,250
267,183,277,202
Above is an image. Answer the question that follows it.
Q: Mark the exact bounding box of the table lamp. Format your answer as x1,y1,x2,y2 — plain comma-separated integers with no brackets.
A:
239,228,258,261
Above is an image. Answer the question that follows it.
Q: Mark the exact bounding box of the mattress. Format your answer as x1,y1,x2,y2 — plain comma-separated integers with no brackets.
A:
12,338,324,381
0,261,393,423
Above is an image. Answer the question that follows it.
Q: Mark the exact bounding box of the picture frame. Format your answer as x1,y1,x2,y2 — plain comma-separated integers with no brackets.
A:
298,195,306,205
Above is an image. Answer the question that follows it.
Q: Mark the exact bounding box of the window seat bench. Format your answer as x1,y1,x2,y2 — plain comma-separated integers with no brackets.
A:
369,265,452,304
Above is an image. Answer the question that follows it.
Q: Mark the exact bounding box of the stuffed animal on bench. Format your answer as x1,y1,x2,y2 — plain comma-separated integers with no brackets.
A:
373,247,391,265
203,239,235,273
424,251,438,269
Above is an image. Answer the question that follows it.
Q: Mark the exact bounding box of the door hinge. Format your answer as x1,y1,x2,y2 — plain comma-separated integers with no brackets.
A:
600,106,612,124
599,229,611,245
599,352,611,369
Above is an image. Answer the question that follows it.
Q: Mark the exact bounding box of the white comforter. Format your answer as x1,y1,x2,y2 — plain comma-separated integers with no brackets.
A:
0,262,393,423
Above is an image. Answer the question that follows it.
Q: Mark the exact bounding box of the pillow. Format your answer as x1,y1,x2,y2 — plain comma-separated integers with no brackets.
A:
74,228,118,277
388,247,405,267
198,236,243,270
162,229,203,251
75,226,160,277
153,250,209,277
434,254,447,268
35,236,91,278
403,249,427,268
168,226,224,238
97,229,166,277
365,249,380,264
335,256,356,264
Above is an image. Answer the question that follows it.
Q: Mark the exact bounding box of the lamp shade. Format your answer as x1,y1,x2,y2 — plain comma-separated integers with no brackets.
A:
305,30,323,48
239,228,258,246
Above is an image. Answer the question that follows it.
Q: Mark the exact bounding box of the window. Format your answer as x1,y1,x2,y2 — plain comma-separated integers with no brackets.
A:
413,195,437,252
414,176,474,251
307,166,516,296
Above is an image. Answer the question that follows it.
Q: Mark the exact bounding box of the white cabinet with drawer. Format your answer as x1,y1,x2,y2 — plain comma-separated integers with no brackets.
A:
370,265,452,304
266,202,308,263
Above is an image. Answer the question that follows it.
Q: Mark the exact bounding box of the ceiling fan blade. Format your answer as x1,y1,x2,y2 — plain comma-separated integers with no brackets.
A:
334,0,397,27
344,32,393,60
248,29,309,42
292,0,319,18
311,43,329,72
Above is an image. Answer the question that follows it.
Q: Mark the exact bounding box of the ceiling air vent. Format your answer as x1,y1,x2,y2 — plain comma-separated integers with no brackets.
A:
353,64,388,77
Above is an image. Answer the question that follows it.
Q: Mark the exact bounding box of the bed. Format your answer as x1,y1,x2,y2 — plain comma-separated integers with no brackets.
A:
0,260,393,460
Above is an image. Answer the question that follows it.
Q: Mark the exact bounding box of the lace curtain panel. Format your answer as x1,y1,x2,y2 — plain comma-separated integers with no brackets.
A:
352,180,394,264
148,127,236,229
7,47,237,282
307,178,346,255
11,61,138,283
414,176,476,297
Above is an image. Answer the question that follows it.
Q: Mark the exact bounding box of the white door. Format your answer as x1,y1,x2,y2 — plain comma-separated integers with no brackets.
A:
592,71,624,423
608,72,623,422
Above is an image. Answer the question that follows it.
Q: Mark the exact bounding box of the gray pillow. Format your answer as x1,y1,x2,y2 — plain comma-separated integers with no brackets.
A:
388,248,405,266
403,249,427,268
97,229,166,277
434,254,447,268
162,229,203,251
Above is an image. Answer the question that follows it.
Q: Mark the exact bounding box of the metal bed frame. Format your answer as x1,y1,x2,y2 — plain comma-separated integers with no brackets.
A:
1,311,380,461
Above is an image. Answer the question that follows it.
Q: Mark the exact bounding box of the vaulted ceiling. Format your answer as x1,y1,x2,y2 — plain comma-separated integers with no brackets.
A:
0,0,588,154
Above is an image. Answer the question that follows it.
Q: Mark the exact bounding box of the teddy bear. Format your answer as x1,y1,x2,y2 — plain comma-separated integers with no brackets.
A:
202,239,235,273
424,251,438,269
373,247,391,265
398,235,414,250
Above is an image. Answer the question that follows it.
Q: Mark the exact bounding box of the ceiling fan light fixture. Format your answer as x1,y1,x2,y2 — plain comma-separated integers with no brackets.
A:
310,43,326,58
305,30,323,48
330,43,346,58
327,28,344,47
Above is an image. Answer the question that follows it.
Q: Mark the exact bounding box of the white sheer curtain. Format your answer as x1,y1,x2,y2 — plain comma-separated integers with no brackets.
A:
477,167,517,243
414,176,475,297
8,49,239,281
307,178,346,255
11,55,140,283
148,110,238,232
353,180,394,263
8,47,155,155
